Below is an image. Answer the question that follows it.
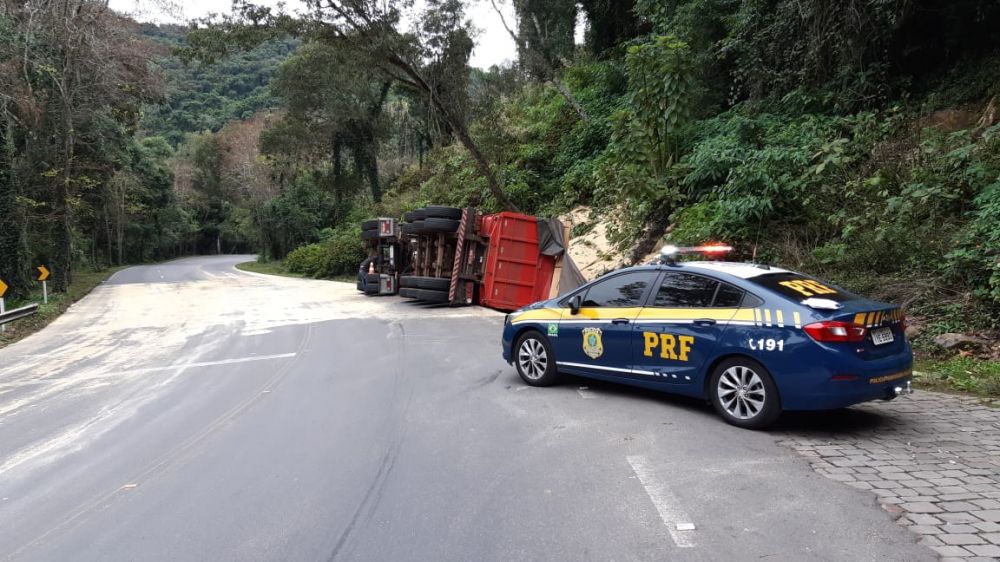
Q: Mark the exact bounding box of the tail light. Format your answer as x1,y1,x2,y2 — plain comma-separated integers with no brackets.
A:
804,321,867,343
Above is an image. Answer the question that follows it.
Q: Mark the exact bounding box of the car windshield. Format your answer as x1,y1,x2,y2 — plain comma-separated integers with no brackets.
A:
749,272,863,303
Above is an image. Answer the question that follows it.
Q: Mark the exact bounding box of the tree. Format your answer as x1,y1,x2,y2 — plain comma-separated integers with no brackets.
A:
0,0,161,291
185,0,520,211
490,0,590,122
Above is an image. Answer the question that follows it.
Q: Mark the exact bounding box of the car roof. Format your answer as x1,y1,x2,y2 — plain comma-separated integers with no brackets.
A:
677,261,791,279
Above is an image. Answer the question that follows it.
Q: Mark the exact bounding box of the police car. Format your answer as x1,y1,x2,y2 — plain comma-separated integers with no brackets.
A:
501,245,913,429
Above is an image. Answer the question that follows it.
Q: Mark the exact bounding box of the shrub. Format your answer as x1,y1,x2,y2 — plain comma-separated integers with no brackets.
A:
324,226,365,277
285,243,327,277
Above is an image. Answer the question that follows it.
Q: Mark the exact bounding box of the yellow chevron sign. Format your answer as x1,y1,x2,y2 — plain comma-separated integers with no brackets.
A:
37,266,50,281
0,278,7,297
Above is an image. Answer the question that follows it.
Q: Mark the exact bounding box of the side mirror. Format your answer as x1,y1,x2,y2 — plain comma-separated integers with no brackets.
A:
569,294,583,315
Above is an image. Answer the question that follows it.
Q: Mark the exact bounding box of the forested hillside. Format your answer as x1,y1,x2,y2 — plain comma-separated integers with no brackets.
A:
139,24,293,145
2,0,999,355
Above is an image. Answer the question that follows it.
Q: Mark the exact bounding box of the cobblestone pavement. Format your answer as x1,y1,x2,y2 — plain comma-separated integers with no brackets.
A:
776,391,1000,561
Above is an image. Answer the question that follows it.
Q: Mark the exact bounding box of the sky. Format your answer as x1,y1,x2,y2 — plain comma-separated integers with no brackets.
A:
109,0,521,69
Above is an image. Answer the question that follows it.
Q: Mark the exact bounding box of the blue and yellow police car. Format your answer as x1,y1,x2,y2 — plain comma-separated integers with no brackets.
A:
501,245,913,429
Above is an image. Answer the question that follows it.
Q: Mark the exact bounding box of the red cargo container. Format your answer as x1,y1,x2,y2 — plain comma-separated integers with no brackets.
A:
478,212,556,311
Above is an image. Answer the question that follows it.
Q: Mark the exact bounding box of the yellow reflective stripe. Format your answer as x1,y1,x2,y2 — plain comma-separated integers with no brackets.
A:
793,311,802,328
753,309,762,326
775,310,784,327
573,307,642,320
513,307,757,324
764,309,772,326
854,313,866,325
510,308,563,324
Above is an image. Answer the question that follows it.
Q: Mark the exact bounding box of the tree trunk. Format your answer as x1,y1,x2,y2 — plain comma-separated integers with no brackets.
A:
54,102,74,292
332,135,343,184
384,55,520,212
0,109,26,299
451,119,518,212
550,77,591,123
367,147,381,203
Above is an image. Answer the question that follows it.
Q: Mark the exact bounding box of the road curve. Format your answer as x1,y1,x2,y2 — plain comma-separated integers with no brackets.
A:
0,256,933,561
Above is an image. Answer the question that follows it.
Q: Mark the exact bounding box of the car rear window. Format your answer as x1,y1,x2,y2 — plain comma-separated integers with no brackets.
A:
749,272,862,302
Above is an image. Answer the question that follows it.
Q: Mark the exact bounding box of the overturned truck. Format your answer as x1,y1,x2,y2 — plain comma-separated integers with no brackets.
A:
358,206,584,312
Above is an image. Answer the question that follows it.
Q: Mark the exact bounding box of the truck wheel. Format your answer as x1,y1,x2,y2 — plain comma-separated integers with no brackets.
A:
401,276,449,291
423,206,462,220
423,218,460,233
514,331,559,387
406,209,426,222
361,219,379,231
709,357,781,430
361,230,378,240
407,288,449,303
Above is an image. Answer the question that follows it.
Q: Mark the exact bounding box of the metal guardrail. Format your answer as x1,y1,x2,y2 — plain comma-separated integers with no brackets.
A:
0,304,39,326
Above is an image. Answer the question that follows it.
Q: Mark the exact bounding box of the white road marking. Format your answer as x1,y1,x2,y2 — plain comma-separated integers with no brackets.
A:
0,353,297,392
626,455,696,548
577,386,596,399
241,329,272,336
115,353,297,376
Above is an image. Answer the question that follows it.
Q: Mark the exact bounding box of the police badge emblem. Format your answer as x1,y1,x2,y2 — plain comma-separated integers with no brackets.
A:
582,327,604,359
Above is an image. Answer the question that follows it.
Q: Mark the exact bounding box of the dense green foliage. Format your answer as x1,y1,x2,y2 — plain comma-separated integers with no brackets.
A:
140,24,293,145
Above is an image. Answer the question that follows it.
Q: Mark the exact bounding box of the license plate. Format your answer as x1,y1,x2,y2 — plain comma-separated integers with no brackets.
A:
871,327,894,346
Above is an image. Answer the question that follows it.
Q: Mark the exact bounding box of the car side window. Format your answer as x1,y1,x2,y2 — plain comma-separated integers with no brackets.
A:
713,283,744,307
580,271,656,307
653,273,719,308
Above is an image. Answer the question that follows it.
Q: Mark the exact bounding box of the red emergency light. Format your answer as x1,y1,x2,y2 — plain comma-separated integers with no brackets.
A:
657,243,733,265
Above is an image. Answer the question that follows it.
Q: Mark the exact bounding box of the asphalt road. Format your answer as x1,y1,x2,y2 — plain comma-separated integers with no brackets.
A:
0,256,934,561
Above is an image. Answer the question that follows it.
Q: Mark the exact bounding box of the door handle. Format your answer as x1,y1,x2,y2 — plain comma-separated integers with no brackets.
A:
611,318,630,325
694,318,717,326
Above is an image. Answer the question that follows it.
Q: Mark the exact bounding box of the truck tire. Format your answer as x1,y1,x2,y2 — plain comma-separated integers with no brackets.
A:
361,230,379,240
398,288,414,298
423,218,460,233
409,220,426,234
423,206,462,220
400,276,450,291
407,288,450,303
406,209,426,222
361,219,379,231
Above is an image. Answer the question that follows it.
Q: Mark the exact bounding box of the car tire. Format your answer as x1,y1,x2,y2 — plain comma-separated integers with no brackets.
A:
709,357,781,430
361,219,379,231
513,331,560,387
400,276,450,291
405,288,450,303
423,217,460,233
423,206,462,220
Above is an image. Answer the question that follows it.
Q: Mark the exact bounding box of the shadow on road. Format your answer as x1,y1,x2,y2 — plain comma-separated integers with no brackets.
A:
772,407,894,434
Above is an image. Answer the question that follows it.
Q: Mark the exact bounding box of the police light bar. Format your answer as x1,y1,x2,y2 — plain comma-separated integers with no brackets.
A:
657,243,733,265
660,244,734,257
